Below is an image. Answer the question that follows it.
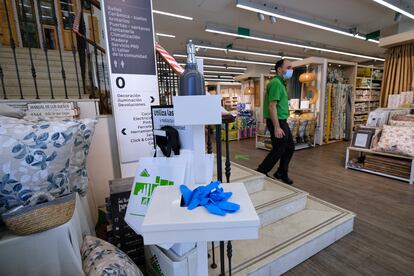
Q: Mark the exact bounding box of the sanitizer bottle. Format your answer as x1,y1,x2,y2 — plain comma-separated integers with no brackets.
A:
179,40,206,96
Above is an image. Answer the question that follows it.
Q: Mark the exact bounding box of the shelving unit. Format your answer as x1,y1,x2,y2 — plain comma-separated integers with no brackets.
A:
353,65,383,128
345,147,414,185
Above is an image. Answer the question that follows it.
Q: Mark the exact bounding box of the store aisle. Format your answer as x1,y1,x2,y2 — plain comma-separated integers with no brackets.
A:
227,139,414,275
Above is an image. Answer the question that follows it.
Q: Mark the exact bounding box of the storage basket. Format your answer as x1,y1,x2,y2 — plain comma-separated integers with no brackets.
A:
1,193,76,236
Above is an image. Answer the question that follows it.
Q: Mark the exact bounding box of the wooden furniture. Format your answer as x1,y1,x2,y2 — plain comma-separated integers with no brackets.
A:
345,147,414,185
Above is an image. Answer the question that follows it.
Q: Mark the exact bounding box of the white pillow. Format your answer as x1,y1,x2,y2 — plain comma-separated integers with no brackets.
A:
0,104,25,119
375,125,414,157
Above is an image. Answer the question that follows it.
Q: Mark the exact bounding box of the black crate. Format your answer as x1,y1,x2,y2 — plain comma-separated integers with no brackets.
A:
106,178,145,265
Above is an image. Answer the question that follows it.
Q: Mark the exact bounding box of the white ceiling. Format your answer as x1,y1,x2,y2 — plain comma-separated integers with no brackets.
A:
152,0,413,67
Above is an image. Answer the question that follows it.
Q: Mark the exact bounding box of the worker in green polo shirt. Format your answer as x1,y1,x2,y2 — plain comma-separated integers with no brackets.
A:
257,59,295,185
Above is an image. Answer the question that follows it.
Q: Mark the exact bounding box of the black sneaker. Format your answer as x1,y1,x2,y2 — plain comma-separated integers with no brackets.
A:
256,168,269,178
273,171,294,185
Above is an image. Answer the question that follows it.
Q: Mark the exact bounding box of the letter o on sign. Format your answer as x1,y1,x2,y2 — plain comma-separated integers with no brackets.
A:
116,77,125,89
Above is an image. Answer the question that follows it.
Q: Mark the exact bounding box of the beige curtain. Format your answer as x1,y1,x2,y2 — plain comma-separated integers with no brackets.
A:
381,43,414,107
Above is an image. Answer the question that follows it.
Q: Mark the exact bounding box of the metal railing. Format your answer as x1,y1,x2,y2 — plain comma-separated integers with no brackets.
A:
0,0,111,114
207,114,235,276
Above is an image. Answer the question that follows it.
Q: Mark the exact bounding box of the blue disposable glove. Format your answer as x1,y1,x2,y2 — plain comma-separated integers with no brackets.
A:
179,181,240,216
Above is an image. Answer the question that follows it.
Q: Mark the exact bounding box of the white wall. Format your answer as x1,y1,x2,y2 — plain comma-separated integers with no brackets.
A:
87,115,121,208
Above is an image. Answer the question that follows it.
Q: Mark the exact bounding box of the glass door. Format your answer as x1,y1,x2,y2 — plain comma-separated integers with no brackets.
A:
16,0,40,48
39,0,57,49
58,0,76,50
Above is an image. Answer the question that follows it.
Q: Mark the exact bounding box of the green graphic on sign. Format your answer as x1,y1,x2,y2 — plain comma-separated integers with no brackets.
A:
134,175,174,206
140,169,150,177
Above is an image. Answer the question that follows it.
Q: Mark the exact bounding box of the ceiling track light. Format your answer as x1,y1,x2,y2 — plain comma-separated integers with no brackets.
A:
205,25,385,61
193,44,303,60
178,63,247,70
205,78,238,82
269,16,277,24
372,0,414,20
152,9,193,20
156,33,176,38
236,0,379,43
174,54,275,66
204,70,244,75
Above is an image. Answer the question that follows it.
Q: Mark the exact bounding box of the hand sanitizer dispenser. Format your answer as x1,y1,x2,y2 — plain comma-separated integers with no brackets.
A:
179,40,206,96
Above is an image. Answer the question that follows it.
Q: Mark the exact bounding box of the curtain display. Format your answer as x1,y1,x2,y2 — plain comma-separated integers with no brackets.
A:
381,43,414,107
324,83,353,142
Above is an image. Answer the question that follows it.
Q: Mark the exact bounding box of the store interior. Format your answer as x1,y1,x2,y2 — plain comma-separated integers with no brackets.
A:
0,0,414,275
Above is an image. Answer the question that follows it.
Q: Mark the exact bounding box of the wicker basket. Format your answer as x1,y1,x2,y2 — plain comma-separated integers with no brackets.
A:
1,193,76,236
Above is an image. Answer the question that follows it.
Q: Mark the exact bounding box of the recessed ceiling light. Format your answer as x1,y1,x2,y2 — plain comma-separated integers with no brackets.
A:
205,26,385,61
174,54,274,66
372,0,414,20
236,0,379,43
204,70,244,75
153,9,193,20
194,44,302,60
156,33,176,38
205,78,238,82
205,75,234,79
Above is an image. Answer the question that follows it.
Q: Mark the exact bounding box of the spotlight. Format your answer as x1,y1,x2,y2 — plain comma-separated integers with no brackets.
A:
269,16,277,24
394,12,402,22
257,12,265,22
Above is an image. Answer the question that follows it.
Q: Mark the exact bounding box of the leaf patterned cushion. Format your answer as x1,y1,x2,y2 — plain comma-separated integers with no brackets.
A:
15,116,97,196
67,118,97,196
81,236,144,276
0,119,78,215
375,125,414,157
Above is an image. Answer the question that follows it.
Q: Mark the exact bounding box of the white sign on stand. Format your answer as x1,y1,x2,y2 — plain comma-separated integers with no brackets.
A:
151,106,194,150
101,0,159,177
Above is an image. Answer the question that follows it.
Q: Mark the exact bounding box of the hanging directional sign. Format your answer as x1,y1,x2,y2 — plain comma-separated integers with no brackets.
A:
102,0,159,176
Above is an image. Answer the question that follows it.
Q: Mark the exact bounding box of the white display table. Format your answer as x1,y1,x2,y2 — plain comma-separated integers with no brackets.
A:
141,182,260,276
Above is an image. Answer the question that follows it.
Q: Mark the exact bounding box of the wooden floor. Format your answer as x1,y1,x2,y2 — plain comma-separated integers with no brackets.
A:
226,139,414,276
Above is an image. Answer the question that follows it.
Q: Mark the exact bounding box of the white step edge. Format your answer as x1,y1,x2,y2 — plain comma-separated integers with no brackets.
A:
208,196,355,276
214,162,265,194
253,178,308,227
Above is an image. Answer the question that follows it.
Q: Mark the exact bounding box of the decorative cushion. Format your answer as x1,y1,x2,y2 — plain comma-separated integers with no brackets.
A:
0,119,78,215
374,125,414,157
389,119,414,128
81,236,144,276
0,104,25,119
68,118,97,196
21,116,97,196
391,114,414,122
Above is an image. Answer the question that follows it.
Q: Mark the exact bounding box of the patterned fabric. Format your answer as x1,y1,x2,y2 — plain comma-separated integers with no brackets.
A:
68,119,97,196
391,114,414,122
81,236,143,276
375,125,414,157
0,119,78,215
389,119,414,128
21,116,97,196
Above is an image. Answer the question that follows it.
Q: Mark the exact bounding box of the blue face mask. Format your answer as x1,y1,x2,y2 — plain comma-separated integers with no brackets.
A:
283,69,294,80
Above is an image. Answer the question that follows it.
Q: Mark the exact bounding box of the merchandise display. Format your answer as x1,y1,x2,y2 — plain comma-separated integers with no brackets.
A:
324,64,354,143
353,66,383,127
346,108,414,184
